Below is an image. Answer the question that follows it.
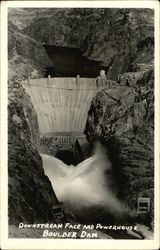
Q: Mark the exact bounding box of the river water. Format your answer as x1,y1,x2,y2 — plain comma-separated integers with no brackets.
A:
41,143,124,221
44,45,104,77
40,149,153,239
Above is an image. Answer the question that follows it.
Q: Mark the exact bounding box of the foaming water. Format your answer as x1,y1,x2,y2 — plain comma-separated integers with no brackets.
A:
41,143,124,220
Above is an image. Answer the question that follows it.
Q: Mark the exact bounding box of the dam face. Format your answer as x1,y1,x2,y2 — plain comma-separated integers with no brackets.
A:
22,76,99,134
22,76,118,162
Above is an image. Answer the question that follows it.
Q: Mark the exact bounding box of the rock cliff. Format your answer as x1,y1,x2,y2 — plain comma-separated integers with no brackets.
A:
8,76,58,225
7,8,154,228
85,69,154,224
8,8,154,79
8,20,53,80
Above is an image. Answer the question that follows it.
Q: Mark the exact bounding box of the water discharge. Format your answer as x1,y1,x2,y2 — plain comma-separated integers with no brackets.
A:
41,143,124,221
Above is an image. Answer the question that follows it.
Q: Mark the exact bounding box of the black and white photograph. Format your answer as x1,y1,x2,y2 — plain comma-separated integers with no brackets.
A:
0,1,160,249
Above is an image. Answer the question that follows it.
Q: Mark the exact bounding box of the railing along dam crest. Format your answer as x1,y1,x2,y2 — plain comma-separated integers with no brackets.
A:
22,75,116,135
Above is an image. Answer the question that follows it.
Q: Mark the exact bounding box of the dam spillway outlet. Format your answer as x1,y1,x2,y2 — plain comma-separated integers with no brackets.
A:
55,150,76,165
39,133,91,165
41,144,126,224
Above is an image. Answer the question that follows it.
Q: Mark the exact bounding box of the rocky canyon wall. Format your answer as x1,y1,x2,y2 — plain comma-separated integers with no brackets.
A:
8,77,58,225
8,8,154,80
7,8,155,227
85,69,154,223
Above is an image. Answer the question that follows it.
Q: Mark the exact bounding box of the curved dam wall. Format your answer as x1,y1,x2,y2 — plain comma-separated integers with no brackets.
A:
22,77,101,134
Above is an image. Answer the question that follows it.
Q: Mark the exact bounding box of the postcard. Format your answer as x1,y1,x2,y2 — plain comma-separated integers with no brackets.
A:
0,1,160,249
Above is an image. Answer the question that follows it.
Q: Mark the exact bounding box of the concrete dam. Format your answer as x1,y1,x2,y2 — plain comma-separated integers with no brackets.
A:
23,76,104,134
22,76,130,164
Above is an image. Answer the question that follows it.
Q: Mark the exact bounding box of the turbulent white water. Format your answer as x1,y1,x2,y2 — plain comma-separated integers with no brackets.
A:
41,144,124,217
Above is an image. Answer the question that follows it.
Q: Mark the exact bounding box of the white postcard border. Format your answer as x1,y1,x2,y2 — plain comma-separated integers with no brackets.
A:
0,1,160,249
